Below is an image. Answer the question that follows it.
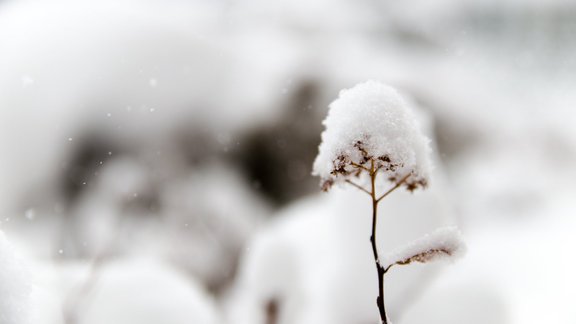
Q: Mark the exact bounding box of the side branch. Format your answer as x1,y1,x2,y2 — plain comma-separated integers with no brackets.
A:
345,179,371,195
383,264,393,274
376,173,411,203
351,162,370,172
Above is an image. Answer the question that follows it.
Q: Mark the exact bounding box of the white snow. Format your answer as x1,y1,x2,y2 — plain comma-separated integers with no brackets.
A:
382,226,465,270
81,258,220,324
27,258,220,324
0,232,31,324
313,81,432,191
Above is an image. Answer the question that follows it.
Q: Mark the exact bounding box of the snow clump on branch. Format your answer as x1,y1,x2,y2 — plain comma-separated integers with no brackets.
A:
382,226,466,271
312,80,432,191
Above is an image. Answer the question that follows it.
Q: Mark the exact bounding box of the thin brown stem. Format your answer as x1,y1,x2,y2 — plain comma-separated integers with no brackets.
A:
343,160,412,324
376,173,411,203
383,264,393,274
345,179,371,195
368,160,388,324
350,162,370,172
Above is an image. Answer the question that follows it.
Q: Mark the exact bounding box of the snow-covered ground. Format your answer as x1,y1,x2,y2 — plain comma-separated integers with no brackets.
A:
0,0,575,323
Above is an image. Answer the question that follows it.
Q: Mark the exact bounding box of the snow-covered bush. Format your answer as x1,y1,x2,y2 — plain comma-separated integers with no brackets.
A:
313,81,464,324
159,163,269,293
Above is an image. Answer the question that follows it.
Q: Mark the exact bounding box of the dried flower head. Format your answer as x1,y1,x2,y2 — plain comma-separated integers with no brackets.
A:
382,227,466,271
312,81,432,191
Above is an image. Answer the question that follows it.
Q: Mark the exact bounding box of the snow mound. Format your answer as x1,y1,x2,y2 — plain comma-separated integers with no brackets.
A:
82,258,220,324
0,232,31,324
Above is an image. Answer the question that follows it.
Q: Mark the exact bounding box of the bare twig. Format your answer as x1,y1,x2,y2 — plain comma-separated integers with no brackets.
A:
63,252,108,324
344,179,371,195
62,213,129,324
265,298,280,324
376,173,411,203
350,162,370,172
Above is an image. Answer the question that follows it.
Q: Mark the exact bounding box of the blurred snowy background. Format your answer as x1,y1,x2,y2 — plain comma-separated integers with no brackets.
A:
0,0,575,323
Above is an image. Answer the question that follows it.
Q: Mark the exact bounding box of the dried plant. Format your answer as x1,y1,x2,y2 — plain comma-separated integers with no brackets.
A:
313,81,464,324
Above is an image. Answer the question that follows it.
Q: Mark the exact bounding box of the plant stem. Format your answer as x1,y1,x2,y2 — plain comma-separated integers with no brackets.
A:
349,160,410,323
369,160,388,324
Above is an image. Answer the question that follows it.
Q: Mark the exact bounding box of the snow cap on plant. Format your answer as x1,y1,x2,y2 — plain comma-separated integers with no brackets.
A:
313,80,432,191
